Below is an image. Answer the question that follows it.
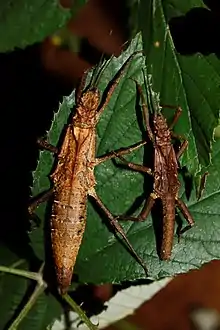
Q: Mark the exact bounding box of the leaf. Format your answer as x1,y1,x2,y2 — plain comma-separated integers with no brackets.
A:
29,31,220,288
138,0,220,174
0,245,29,329
61,278,172,330
18,292,62,330
0,0,71,52
0,245,62,329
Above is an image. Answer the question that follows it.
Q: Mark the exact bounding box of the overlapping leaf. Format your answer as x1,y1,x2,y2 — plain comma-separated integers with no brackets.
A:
30,31,220,286
0,0,72,52
0,246,62,330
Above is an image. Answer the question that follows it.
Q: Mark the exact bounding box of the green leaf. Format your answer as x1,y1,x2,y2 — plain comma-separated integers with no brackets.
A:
138,0,220,174
16,290,62,330
0,0,71,52
0,244,28,329
29,31,219,287
71,0,88,17
0,245,62,329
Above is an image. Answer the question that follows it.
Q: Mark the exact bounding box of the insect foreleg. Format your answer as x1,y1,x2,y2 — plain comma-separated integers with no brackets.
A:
97,51,142,118
176,198,195,241
89,189,148,275
95,140,146,166
160,105,182,130
131,79,154,143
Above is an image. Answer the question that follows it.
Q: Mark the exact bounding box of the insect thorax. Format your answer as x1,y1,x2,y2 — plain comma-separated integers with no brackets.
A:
74,89,100,127
81,89,100,112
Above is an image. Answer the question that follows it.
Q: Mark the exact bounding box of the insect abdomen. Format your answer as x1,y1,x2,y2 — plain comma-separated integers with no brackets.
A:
160,196,176,260
51,186,87,295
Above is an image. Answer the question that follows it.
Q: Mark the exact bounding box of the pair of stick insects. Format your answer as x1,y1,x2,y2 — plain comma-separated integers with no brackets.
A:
29,51,195,295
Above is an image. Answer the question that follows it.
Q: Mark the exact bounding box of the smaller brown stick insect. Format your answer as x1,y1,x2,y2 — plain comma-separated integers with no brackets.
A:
29,52,148,295
113,79,195,260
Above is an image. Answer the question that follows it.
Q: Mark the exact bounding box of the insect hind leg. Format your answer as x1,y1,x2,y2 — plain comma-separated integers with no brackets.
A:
176,198,195,242
90,189,148,276
118,194,156,222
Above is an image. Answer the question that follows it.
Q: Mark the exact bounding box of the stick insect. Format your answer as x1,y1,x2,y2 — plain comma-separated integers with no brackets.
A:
29,52,148,295
113,79,195,260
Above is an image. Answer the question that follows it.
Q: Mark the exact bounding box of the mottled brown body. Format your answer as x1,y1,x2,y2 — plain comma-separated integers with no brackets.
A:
50,90,99,292
115,82,195,261
29,52,150,295
152,115,181,260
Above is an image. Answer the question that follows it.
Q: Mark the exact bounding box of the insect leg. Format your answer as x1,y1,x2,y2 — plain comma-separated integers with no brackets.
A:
160,105,182,129
75,70,89,104
28,189,53,214
139,194,157,219
118,194,156,221
89,189,148,275
175,139,188,160
112,153,153,175
97,51,143,118
131,79,154,142
170,130,188,160
37,139,58,154
95,140,146,165
176,198,195,241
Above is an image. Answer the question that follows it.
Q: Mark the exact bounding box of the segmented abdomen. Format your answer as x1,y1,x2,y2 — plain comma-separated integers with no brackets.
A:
49,124,95,294
160,196,176,260
51,182,87,295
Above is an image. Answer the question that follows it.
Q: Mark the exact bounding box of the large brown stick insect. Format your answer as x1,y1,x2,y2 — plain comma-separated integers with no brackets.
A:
28,52,148,295
113,80,195,260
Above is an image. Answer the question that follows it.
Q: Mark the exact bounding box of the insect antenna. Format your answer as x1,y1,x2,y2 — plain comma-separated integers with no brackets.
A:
91,53,115,89
88,36,131,90
75,54,108,103
90,29,120,88
142,68,161,116
89,53,105,87
142,69,153,116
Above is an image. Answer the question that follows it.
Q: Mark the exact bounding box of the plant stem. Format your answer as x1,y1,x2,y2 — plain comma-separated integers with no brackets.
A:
63,293,98,330
10,259,26,269
0,265,40,282
8,282,46,330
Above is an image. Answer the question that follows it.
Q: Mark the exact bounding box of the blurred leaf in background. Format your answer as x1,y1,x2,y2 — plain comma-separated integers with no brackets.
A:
0,0,87,52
